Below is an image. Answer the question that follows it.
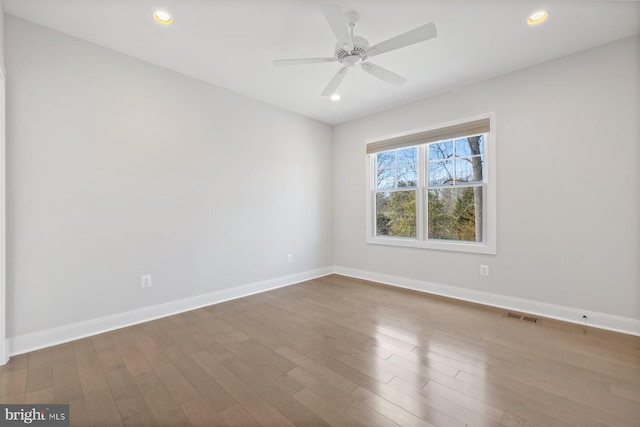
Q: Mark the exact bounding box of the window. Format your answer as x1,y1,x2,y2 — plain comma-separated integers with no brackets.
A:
375,147,418,238
366,114,496,254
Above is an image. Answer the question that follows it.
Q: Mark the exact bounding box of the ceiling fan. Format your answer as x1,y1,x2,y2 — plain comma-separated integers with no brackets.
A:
273,3,437,96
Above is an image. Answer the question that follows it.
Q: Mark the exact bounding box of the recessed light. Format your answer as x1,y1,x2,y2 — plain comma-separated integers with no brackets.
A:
153,10,173,25
330,94,341,101
527,11,548,25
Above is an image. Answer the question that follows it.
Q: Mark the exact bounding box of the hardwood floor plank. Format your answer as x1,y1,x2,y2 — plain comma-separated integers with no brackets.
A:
215,340,304,395
221,356,331,427
96,338,158,427
24,386,54,403
0,368,28,400
384,353,458,385
131,333,200,406
500,410,549,427
231,320,282,352
25,348,53,394
454,369,622,426
292,387,369,427
418,367,561,426
147,357,199,405
134,370,192,426
305,348,393,389
240,316,318,353
93,334,127,374
312,339,419,385
114,331,153,378
276,346,358,394
365,333,418,354
316,331,395,360
51,344,84,404
486,363,639,425
82,387,125,427
191,350,295,427
151,317,203,356
385,376,486,427
423,379,504,422
350,386,436,427
72,337,96,356
610,382,640,402
287,366,398,427
212,333,303,395
75,349,109,393
75,349,124,426
180,396,226,426
162,345,237,413
67,397,90,427
219,404,261,427
104,366,159,426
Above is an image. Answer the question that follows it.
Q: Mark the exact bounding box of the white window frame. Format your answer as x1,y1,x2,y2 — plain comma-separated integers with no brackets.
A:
365,113,496,255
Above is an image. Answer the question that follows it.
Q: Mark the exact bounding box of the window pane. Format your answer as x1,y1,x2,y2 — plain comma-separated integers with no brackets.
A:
377,147,417,190
376,167,395,190
376,190,417,238
428,160,453,186
455,156,483,183
377,151,395,170
397,165,417,187
428,187,483,242
455,158,473,183
454,157,483,183
454,138,472,157
456,135,484,157
429,141,453,160
397,147,417,165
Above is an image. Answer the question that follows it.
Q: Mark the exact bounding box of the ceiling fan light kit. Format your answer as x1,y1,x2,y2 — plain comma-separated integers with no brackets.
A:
273,3,437,96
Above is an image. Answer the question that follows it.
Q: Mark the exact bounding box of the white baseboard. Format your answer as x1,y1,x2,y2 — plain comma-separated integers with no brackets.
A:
7,267,333,357
333,266,640,337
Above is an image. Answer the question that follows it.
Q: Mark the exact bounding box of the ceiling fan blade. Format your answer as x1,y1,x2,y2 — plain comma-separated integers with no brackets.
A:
361,62,407,86
321,67,349,96
273,57,337,67
320,3,354,51
367,23,437,57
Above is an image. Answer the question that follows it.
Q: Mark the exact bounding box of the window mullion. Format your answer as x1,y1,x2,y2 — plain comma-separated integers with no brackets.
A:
416,145,425,241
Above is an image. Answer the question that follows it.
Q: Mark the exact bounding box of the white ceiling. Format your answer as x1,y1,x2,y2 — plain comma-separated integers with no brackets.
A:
3,0,640,125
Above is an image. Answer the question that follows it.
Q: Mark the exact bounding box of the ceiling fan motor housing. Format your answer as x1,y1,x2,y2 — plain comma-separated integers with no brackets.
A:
335,36,369,66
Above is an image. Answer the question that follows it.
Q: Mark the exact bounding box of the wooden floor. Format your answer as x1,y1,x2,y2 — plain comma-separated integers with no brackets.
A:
1,275,639,426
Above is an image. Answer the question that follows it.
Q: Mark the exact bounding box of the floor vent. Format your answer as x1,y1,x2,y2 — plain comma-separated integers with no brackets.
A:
506,312,539,324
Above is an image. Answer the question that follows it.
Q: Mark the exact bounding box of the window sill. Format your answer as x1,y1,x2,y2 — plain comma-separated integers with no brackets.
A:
366,236,496,255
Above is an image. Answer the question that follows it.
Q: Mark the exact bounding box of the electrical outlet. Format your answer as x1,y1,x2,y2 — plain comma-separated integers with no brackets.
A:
287,254,293,263
141,275,152,288
480,265,489,276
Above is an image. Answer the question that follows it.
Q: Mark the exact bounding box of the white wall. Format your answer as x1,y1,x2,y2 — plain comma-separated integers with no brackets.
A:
5,16,333,339
333,35,640,322
0,3,6,363
0,4,4,64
